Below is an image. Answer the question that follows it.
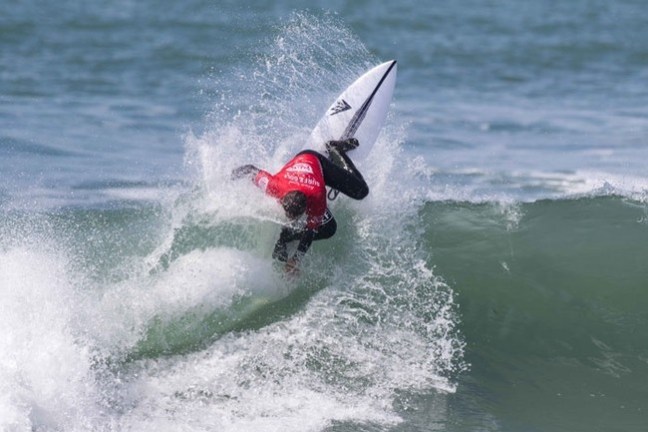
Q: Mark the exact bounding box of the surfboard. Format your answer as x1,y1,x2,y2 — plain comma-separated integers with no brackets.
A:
303,60,397,162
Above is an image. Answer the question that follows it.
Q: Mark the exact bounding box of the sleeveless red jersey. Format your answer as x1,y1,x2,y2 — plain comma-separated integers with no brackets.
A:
253,153,327,230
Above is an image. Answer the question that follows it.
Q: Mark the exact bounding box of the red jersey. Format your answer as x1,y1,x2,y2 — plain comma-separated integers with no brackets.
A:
253,153,327,230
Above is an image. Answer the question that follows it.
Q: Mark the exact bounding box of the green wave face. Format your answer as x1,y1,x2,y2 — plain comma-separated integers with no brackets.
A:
421,196,648,431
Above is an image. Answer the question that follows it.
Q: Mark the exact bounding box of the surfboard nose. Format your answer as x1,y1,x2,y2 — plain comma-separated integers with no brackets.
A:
305,59,398,161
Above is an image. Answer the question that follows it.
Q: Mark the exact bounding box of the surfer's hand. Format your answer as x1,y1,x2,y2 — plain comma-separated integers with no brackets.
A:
284,258,300,277
231,164,259,180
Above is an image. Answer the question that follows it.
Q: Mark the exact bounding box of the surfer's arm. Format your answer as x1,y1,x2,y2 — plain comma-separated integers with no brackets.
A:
272,227,314,274
272,227,314,262
293,229,315,262
231,164,260,181
272,226,291,262
285,229,314,274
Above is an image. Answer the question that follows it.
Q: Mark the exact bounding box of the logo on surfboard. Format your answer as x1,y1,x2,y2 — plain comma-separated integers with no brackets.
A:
329,99,351,116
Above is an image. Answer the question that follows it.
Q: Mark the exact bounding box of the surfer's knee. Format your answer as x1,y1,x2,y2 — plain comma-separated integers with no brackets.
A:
349,183,369,200
358,184,369,199
317,217,337,240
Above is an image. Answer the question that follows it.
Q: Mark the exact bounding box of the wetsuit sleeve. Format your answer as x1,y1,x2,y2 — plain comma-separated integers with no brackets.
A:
271,227,315,264
293,229,315,263
231,164,260,181
253,170,273,192
272,226,292,262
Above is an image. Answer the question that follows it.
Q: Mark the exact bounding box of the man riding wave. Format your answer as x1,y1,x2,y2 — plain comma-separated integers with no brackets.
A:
231,138,368,273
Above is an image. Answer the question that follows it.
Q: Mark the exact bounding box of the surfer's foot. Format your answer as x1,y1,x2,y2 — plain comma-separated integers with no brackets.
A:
326,138,359,154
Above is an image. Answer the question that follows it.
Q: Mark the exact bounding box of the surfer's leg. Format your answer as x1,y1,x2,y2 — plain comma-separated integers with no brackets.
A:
322,151,369,199
298,149,369,200
314,209,336,240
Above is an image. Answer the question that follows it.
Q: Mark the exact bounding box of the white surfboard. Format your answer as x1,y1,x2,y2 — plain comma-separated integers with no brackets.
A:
303,60,397,162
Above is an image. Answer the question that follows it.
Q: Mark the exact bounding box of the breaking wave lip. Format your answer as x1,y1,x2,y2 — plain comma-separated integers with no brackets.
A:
417,165,648,204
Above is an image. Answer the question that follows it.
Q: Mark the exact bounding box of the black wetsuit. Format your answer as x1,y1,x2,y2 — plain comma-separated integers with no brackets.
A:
272,147,368,262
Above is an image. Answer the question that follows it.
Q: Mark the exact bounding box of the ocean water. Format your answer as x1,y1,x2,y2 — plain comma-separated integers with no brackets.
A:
1,1,647,431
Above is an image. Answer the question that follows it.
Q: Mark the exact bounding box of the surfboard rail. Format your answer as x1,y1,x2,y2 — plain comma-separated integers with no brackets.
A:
303,60,397,162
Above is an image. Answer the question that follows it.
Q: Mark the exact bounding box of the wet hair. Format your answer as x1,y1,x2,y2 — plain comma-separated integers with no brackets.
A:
281,191,307,219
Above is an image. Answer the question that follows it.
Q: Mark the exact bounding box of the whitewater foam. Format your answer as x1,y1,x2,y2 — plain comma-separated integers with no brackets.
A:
0,246,101,431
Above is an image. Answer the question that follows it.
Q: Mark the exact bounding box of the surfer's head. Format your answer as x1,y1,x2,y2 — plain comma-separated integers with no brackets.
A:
281,191,307,219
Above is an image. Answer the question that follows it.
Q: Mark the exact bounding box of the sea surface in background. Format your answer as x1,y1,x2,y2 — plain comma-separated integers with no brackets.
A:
1,1,647,431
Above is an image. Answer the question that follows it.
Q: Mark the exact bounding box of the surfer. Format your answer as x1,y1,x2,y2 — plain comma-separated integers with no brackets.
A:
231,138,368,273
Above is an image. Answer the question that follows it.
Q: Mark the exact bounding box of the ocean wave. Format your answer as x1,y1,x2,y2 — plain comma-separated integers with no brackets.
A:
421,195,648,430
